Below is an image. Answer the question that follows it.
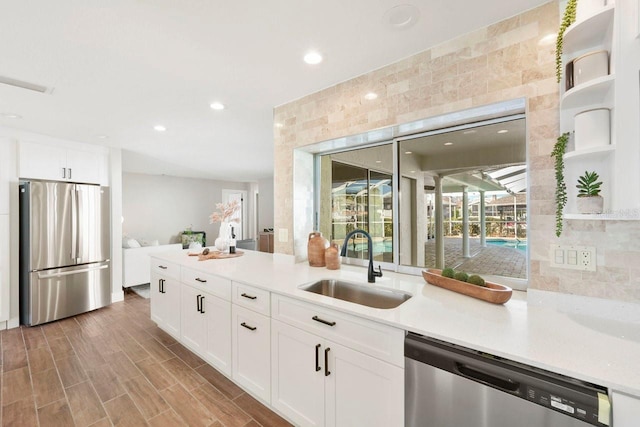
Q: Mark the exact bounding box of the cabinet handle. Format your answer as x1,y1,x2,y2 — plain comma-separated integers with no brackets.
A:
325,347,331,376
200,296,205,314
158,278,163,293
315,344,321,372
195,277,207,283
68,168,72,179
160,279,165,294
312,315,336,327
240,322,256,331
62,167,66,179
196,295,202,312
158,265,168,269
241,293,257,300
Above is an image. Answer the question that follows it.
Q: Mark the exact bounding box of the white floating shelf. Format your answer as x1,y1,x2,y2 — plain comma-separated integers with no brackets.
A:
563,145,615,161
561,74,615,110
564,213,640,221
563,5,615,56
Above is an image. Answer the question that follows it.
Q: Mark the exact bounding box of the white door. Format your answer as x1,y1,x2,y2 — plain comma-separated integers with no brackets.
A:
231,304,271,403
325,340,404,427
222,190,247,240
180,285,206,355
271,320,325,427
204,293,232,376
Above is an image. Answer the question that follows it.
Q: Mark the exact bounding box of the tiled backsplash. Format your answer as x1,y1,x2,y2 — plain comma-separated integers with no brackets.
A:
273,1,640,303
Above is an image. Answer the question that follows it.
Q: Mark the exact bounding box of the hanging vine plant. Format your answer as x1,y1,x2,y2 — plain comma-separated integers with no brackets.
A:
551,133,570,237
556,0,578,83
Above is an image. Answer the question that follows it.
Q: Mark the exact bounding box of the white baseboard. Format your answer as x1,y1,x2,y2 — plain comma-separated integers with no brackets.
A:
112,290,125,303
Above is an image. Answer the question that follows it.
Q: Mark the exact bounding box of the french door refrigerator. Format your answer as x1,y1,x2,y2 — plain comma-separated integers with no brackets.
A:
19,180,111,326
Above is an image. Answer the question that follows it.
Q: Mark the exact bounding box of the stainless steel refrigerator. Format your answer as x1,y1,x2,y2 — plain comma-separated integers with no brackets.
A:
19,180,111,326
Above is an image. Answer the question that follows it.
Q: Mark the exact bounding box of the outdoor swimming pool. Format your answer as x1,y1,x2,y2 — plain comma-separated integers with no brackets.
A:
486,238,527,252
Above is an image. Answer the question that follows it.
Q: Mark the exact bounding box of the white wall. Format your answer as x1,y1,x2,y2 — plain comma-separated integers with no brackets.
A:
122,173,250,246
258,176,274,232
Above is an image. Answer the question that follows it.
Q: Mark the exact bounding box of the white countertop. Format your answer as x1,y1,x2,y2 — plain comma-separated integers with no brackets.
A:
152,249,640,397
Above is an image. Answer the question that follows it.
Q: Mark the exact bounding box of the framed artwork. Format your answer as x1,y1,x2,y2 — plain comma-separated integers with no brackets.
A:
182,231,206,248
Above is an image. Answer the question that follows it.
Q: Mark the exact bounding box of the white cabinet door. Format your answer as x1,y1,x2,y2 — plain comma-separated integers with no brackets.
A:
18,141,105,184
271,319,325,427
150,272,180,338
325,340,404,427
612,391,640,427
232,304,271,403
65,149,104,184
19,141,66,181
180,284,206,355
203,292,232,376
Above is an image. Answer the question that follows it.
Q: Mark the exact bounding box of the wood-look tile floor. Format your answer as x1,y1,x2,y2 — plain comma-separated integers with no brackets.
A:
0,292,293,427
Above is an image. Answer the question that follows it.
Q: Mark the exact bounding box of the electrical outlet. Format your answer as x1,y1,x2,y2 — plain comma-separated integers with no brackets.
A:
550,245,596,271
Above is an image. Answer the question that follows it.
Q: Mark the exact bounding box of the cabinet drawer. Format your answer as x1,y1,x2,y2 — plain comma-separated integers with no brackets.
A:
232,282,270,316
271,294,404,367
151,258,180,280
181,268,231,301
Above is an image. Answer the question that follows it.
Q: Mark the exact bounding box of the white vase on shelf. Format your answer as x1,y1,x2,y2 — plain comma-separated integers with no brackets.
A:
215,221,231,252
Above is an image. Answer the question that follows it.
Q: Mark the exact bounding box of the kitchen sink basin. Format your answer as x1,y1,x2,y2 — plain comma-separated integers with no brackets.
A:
299,279,412,309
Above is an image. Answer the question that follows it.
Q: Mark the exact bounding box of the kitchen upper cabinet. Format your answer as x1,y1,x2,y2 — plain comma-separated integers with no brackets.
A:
18,141,106,185
271,319,403,427
232,304,271,403
180,283,232,376
150,270,180,338
612,391,640,427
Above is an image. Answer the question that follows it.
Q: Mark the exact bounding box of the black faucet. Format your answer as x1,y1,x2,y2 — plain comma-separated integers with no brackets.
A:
340,229,383,283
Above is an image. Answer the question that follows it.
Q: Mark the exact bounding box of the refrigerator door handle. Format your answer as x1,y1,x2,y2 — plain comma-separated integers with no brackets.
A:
70,187,77,261
37,264,109,279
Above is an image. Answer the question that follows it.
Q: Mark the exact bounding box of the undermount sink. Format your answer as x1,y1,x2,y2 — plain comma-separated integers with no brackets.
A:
299,279,412,309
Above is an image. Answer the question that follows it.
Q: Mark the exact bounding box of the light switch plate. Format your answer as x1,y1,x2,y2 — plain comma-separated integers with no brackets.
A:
278,228,288,243
550,244,596,271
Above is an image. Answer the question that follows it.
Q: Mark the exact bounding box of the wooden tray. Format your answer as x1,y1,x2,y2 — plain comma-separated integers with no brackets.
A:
422,269,512,304
191,250,244,261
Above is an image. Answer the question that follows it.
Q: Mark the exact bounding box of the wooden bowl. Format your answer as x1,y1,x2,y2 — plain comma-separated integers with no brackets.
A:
422,269,512,304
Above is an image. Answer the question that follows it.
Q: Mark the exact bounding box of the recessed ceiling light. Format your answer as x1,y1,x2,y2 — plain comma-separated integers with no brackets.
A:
538,33,557,45
364,92,378,100
375,160,382,163
304,51,323,65
97,135,109,139
210,102,225,110
384,4,420,30
154,125,166,132
404,151,412,155
0,112,22,119
444,142,453,146
410,170,416,173
497,129,509,134
463,129,477,134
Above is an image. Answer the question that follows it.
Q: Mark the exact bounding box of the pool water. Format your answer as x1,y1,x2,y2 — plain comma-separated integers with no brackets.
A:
486,238,527,252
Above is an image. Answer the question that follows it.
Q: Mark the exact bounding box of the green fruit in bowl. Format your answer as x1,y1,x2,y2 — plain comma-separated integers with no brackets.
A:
441,268,455,278
468,274,486,287
453,272,469,282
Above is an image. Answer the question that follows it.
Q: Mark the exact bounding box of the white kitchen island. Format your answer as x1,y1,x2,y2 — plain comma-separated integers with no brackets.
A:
150,248,640,426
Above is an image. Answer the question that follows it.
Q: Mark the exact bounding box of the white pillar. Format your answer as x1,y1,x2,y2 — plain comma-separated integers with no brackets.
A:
434,176,445,269
480,191,486,247
462,186,470,258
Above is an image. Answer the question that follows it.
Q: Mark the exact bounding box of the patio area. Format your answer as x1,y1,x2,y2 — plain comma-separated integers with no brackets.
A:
425,237,526,279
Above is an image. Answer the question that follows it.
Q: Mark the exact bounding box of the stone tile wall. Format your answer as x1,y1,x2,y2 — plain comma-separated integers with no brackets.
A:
273,1,640,303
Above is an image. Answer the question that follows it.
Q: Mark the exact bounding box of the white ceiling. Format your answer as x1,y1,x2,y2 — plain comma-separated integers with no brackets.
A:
0,0,550,182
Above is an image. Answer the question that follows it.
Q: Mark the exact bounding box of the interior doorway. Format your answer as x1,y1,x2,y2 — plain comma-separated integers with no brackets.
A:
222,189,247,240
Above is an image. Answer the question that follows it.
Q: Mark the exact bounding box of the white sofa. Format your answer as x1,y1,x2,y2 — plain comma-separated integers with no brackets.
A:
122,244,183,288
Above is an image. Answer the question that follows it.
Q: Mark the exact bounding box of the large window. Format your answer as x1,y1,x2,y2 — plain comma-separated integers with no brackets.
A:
318,145,394,264
316,116,527,283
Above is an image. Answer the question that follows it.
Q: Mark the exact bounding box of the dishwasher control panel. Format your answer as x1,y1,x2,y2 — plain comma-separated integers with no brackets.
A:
527,386,605,426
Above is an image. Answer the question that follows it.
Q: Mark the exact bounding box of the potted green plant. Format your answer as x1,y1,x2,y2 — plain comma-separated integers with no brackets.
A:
576,171,603,214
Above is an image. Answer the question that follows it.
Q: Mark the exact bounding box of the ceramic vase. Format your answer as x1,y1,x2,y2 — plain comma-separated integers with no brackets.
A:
215,221,231,252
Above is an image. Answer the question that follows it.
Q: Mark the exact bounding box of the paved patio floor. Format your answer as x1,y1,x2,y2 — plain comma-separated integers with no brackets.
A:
425,237,526,279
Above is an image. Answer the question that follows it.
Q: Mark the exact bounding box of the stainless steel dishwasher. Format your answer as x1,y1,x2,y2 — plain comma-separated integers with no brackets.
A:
405,333,611,427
